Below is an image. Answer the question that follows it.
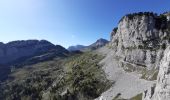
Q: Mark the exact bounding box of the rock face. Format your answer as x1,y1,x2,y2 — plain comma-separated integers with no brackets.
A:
143,46,170,100
110,12,170,69
0,40,68,65
164,12,170,21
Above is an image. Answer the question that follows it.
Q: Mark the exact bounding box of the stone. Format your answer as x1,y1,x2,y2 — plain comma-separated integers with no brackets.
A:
143,46,170,100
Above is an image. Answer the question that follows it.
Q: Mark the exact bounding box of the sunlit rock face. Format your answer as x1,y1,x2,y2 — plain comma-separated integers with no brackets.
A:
163,12,170,21
110,12,170,69
143,46,170,100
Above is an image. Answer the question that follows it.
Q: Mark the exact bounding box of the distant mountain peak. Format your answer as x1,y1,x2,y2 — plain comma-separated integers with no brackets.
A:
68,38,109,51
89,38,109,49
96,38,109,43
68,45,86,51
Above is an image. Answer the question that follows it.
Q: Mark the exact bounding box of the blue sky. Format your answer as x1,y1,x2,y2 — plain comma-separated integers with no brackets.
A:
0,0,170,48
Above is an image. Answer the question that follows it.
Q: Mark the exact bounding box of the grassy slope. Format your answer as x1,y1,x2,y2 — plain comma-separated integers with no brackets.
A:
0,52,111,100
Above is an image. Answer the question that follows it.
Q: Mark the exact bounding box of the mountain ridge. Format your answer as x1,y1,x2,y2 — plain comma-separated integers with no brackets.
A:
0,39,69,65
68,38,109,51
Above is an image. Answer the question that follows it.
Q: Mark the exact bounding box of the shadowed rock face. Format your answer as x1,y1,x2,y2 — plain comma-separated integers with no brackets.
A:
0,40,68,65
110,12,170,69
143,46,170,100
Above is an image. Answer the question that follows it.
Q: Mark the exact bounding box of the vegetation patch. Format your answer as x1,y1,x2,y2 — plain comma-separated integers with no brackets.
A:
0,52,112,100
121,61,158,81
140,68,158,81
130,93,143,100
50,52,112,100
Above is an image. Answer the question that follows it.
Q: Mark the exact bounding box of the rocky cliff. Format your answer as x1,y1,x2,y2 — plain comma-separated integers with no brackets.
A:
95,12,170,100
110,12,170,69
0,40,68,65
143,46,170,100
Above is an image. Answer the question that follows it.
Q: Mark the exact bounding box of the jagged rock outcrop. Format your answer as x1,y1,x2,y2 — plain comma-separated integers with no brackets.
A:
143,46,170,100
110,12,170,69
0,40,68,65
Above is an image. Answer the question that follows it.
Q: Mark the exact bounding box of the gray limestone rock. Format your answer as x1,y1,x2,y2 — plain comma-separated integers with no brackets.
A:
143,46,170,100
110,12,170,69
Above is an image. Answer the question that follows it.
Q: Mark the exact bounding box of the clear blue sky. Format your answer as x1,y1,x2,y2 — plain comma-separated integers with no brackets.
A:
0,0,170,48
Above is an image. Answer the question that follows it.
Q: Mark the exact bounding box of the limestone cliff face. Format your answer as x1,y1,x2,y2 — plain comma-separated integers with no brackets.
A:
0,40,68,65
110,12,170,69
143,46,170,100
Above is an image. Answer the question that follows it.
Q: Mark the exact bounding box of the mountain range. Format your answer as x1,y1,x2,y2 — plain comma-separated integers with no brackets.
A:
0,40,69,66
1,12,170,100
68,38,109,51
0,38,108,82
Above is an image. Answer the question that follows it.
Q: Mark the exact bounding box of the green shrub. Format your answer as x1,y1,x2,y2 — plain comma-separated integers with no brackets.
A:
155,14,167,30
64,53,111,99
130,93,142,100
161,43,166,50
113,27,118,33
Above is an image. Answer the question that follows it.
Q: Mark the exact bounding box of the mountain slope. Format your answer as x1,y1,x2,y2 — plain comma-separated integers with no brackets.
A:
0,40,69,65
0,52,111,100
95,47,154,100
88,38,109,50
0,40,69,82
68,45,86,51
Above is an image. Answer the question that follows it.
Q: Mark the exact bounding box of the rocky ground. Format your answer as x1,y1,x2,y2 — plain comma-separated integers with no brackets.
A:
95,47,155,100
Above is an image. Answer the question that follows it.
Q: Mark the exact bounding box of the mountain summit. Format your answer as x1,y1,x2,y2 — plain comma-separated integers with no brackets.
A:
89,38,109,49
